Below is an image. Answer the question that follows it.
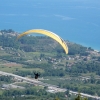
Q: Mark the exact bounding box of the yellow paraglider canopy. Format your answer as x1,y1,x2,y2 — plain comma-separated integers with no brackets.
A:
17,29,68,54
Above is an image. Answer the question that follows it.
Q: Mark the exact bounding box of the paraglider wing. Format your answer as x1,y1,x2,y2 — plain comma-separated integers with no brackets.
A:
17,29,68,54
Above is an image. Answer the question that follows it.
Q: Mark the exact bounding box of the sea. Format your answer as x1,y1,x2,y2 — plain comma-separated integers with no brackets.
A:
0,0,100,51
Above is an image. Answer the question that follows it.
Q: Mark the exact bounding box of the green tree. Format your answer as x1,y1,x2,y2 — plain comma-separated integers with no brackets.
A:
75,93,81,100
75,93,88,100
54,97,60,100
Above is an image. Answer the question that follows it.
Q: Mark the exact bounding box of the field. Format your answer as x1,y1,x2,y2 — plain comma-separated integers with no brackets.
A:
0,62,44,73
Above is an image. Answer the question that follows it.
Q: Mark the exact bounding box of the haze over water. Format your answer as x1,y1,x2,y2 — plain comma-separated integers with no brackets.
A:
0,0,100,50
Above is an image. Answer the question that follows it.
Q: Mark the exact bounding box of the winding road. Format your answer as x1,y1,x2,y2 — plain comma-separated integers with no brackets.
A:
0,71,100,99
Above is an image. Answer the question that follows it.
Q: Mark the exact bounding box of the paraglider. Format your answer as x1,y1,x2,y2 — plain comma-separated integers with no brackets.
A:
17,29,68,54
34,72,41,79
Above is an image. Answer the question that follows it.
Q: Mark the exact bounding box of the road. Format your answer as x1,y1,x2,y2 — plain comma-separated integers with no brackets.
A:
0,71,100,99
0,71,65,92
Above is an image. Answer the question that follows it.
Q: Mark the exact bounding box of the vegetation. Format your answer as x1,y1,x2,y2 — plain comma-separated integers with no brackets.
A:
75,93,88,100
0,29,100,100
0,75,13,83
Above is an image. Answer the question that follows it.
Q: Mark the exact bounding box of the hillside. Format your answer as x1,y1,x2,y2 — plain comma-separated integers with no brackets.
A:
0,29,100,99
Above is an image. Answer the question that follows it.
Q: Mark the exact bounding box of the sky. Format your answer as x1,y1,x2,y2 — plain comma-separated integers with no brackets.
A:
0,0,100,50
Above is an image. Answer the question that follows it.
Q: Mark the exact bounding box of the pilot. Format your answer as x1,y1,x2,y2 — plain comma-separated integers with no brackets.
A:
34,72,40,79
